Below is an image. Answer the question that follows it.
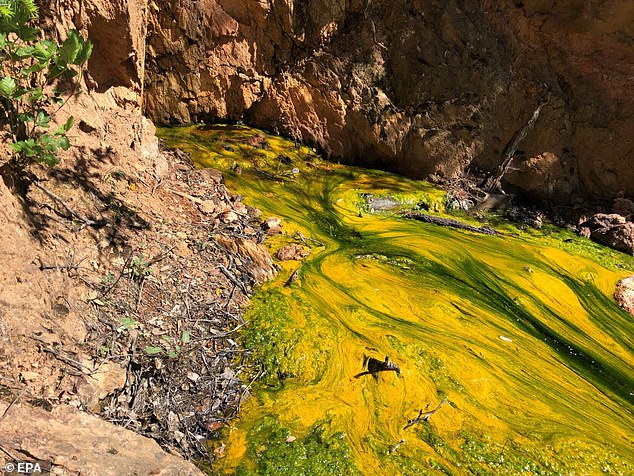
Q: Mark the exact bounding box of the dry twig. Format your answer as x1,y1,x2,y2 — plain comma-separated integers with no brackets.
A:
404,396,449,429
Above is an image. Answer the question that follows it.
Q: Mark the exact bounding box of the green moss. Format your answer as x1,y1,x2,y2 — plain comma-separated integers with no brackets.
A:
236,417,360,476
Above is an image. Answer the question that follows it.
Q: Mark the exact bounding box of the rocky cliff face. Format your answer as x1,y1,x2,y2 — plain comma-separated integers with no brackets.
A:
37,0,148,108
143,0,633,205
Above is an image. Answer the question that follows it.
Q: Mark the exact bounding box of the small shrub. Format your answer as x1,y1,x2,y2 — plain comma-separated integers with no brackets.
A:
0,0,92,170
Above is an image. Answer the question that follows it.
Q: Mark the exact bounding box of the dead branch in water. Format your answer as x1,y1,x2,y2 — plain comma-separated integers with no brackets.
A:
389,439,405,455
402,213,497,235
404,396,449,429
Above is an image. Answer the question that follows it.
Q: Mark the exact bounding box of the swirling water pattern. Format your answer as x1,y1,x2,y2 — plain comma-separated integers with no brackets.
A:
158,125,633,476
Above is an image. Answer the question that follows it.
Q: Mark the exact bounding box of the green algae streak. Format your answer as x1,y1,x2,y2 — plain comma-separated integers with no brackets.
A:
158,125,634,476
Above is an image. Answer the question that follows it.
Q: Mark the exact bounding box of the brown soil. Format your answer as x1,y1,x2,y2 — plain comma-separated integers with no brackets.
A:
0,95,275,472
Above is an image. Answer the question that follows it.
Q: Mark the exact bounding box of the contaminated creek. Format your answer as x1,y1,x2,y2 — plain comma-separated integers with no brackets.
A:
158,125,634,476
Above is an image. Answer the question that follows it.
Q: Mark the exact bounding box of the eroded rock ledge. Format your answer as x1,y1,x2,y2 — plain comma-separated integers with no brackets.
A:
143,0,634,205
0,402,203,476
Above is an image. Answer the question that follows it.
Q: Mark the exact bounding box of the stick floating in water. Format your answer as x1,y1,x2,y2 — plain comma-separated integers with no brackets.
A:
404,396,449,429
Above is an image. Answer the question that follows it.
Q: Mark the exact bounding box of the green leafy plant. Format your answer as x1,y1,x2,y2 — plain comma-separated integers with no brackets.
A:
144,331,191,358
0,0,92,169
130,255,153,280
117,316,138,332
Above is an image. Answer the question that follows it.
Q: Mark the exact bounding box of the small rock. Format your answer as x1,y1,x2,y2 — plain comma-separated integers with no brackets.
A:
262,217,282,235
276,243,310,261
234,202,247,214
198,200,216,215
221,211,239,223
615,276,634,316
286,436,297,443
207,421,224,432
186,372,200,383
176,231,188,240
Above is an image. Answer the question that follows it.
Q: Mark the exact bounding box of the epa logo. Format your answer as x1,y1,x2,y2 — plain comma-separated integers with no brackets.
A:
3,461,45,473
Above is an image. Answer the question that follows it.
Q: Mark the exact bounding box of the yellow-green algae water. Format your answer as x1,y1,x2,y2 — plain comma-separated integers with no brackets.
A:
158,125,634,475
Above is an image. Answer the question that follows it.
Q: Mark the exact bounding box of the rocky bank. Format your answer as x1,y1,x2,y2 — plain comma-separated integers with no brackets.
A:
142,0,633,205
35,0,633,206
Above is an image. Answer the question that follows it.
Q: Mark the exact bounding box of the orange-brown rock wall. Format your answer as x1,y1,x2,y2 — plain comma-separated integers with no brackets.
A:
41,0,634,205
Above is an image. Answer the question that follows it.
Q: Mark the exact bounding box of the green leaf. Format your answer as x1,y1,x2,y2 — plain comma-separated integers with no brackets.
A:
181,331,191,344
167,350,178,359
35,110,50,128
58,136,70,150
0,76,17,97
74,39,93,65
59,115,74,133
118,316,137,330
145,346,163,355
16,26,39,42
47,64,66,81
32,40,56,61
57,29,80,66
28,85,43,101
15,45,34,58
23,62,47,75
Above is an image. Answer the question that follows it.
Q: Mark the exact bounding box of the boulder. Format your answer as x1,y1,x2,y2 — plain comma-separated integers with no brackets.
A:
579,214,634,255
614,276,634,316
0,402,204,476
581,213,626,231
591,223,634,255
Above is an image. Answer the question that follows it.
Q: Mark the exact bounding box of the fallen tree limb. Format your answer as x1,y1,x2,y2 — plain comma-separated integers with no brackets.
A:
404,396,448,429
402,213,497,235
484,100,548,193
32,181,101,229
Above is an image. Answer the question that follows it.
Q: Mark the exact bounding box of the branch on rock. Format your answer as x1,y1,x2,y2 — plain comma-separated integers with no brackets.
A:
484,100,547,194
